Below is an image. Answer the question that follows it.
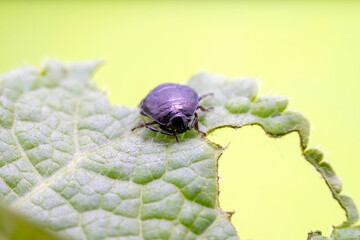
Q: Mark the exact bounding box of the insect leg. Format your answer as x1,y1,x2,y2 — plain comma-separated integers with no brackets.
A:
197,105,214,112
188,113,198,130
160,125,180,142
199,93,214,101
131,121,157,131
145,125,180,142
167,133,179,142
144,126,172,135
193,112,207,136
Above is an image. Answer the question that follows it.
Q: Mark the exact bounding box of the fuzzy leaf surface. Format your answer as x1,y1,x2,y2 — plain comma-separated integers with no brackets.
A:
0,61,357,240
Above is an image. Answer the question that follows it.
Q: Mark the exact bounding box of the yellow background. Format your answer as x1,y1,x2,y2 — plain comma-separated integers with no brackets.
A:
0,1,359,240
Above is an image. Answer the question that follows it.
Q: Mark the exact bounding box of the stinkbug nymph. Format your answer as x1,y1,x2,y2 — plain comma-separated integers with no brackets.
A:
131,83,213,142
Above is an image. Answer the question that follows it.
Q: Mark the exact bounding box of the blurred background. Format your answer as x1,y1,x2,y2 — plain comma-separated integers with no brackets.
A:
0,1,359,240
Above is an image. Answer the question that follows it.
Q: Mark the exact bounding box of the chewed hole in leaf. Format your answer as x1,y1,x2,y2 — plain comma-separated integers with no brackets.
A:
208,126,345,240
0,61,357,240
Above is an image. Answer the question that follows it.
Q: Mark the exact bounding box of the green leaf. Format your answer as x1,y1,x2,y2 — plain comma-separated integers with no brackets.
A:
307,231,328,240
0,61,358,240
304,149,359,227
331,226,360,240
307,226,360,240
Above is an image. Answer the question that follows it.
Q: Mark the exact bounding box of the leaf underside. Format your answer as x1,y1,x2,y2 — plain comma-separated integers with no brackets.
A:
0,61,358,240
